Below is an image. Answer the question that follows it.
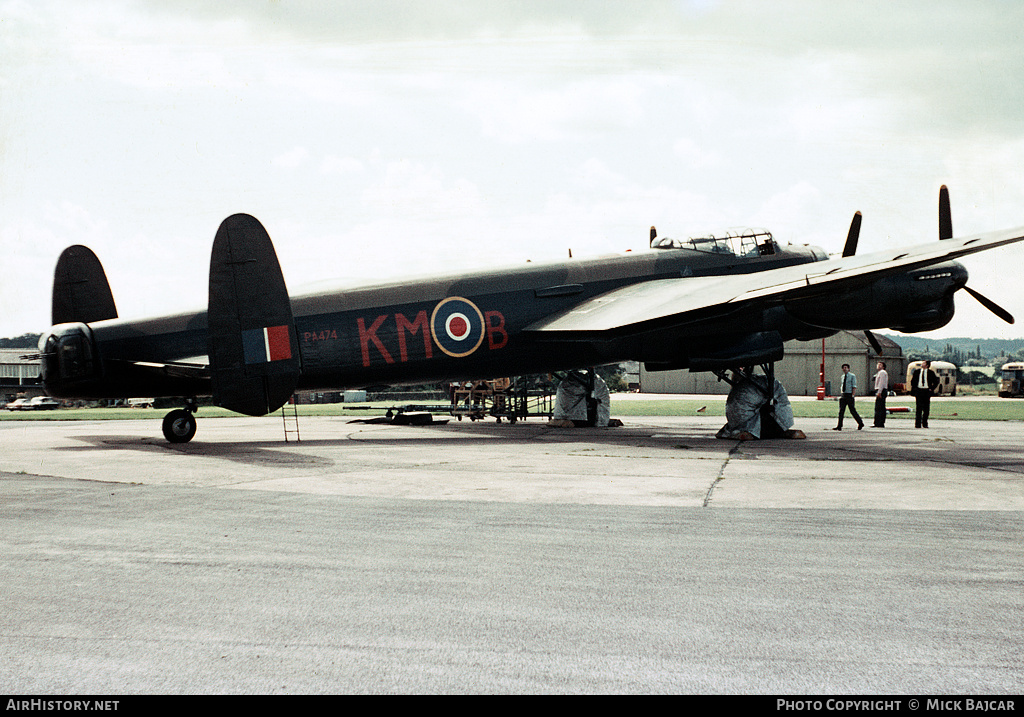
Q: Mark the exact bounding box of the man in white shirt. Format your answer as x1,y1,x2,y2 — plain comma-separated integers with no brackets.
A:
872,361,889,427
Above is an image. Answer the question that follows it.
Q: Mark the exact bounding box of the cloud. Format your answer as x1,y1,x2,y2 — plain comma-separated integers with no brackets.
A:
128,0,722,43
672,138,721,169
466,76,646,143
360,160,484,221
320,155,364,175
272,146,310,169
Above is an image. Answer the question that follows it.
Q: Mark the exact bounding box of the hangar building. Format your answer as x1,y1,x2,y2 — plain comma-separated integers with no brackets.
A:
1,349,43,402
639,331,907,396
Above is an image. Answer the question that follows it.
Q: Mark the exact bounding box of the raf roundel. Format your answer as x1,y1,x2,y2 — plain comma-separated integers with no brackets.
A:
431,297,486,358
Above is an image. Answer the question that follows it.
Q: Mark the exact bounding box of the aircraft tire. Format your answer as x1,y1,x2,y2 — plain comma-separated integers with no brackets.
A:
162,409,197,443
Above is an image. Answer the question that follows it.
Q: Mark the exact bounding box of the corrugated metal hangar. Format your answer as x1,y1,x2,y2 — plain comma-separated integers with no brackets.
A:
639,331,907,396
1,349,44,401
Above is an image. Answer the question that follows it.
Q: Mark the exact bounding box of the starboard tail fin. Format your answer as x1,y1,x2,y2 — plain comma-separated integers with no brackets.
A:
51,245,118,325
207,214,300,417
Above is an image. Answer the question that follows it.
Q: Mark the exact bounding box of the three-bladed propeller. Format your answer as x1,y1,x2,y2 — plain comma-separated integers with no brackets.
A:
935,185,1014,324
841,187,1014,356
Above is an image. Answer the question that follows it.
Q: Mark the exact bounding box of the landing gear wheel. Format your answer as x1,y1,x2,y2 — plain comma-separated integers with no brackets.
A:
162,409,197,443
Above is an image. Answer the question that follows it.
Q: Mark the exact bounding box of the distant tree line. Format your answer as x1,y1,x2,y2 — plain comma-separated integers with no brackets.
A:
886,333,1024,365
0,333,41,349
900,341,1020,386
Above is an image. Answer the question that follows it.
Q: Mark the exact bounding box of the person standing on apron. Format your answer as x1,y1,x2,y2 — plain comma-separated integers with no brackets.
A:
872,361,889,427
910,360,939,428
834,363,864,431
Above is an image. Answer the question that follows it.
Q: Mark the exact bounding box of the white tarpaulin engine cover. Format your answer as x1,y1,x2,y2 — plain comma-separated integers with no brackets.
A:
553,374,611,426
717,373,794,439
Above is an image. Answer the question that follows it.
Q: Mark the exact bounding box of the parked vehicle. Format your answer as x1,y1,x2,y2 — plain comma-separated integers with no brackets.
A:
998,362,1024,398
6,397,61,410
26,396,62,410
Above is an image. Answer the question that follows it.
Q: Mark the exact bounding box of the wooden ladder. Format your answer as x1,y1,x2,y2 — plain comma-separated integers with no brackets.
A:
281,396,300,442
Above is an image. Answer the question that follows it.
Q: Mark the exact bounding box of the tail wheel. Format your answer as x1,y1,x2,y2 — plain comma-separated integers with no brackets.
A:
162,409,197,443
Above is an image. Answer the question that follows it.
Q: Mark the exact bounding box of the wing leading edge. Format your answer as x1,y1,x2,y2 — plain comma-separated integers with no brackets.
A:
524,226,1024,339
106,357,210,381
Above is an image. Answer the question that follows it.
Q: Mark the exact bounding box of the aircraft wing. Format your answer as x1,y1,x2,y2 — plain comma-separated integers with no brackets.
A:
525,226,1024,338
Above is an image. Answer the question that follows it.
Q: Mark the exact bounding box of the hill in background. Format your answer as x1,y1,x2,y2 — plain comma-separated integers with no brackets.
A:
0,333,41,349
878,334,1024,364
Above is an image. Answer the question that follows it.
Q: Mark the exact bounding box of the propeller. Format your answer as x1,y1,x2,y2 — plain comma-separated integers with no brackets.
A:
837,187,1014,347
842,211,862,257
840,210,883,353
937,185,1014,323
963,286,1015,324
864,329,884,355
939,185,953,240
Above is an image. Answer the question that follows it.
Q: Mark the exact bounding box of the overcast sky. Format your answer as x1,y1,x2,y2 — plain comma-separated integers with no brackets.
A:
3,0,1024,342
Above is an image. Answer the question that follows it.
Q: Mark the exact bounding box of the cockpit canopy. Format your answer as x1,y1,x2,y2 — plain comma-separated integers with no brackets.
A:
652,228,777,257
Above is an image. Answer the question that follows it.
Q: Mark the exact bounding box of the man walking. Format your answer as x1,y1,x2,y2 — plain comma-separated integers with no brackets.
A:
872,361,889,427
834,363,864,431
910,360,940,428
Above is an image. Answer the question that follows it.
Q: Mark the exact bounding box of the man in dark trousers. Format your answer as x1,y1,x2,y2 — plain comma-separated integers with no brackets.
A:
834,363,864,431
872,360,889,427
910,360,940,428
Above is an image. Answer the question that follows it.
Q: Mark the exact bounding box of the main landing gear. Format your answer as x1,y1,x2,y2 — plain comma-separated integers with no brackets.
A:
713,363,805,440
162,399,199,443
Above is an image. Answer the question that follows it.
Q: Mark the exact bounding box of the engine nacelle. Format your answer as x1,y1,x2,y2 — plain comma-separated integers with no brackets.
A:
784,261,966,333
887,295,956,333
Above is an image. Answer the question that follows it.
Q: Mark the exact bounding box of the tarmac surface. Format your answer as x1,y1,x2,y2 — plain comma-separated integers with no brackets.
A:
1,411,1022,694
